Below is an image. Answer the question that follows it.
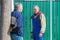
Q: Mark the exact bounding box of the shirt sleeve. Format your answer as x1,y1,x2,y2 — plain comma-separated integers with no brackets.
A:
31,19,33,32
40,13,46,33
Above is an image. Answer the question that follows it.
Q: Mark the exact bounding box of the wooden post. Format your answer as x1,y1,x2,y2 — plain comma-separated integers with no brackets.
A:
1,0,13,40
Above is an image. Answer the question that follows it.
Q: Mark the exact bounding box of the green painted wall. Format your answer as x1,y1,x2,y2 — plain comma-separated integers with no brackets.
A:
14,1,50,40
14,0,50,2
24,0,50,1
52,2,60,40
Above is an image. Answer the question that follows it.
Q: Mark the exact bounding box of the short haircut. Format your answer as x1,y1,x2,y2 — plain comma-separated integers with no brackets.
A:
34,5,39,10
14,3,23,10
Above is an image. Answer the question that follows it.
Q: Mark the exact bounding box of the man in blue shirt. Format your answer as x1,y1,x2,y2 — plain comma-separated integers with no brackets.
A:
9,3,23,40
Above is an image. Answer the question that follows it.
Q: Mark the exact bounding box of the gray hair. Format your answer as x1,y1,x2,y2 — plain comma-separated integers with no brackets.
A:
14,3,23,10
34,5,40,11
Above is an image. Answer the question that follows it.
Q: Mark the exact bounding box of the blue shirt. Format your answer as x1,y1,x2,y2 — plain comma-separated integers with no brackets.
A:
11,10,23,36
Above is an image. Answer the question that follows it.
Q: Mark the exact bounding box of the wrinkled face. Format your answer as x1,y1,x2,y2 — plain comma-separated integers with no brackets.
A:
34,7,39,14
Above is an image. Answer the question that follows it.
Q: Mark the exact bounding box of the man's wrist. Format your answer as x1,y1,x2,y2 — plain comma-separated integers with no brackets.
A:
40,31,43,34
31,32,33,33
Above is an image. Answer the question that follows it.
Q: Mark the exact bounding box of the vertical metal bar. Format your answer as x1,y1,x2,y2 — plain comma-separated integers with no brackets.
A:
50,0,52,40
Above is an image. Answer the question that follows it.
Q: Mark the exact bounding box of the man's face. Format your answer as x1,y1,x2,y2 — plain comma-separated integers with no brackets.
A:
34,7,39,14
18,6,23,12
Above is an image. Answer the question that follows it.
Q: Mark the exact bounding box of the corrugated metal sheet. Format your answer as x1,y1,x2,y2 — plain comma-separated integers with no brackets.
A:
14,0,50,2
14,1,50,40
24,0,50,1
52,2,60,40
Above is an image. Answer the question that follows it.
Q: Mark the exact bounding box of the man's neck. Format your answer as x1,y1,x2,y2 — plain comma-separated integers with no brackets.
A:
34,12,39,16
17,10,22,13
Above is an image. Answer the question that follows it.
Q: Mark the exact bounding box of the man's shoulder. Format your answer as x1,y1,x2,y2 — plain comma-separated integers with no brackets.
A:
11,11,21,19
14,11,21,15
40,12,45,17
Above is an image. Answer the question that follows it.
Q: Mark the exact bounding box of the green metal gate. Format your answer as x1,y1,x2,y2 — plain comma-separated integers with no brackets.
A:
52,2,60,40
14,1,50,40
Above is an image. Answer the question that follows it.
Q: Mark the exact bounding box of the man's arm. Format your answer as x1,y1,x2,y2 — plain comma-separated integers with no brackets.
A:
31,19,33,33
40,13,46,33
9,12,15,32
30,19,33,38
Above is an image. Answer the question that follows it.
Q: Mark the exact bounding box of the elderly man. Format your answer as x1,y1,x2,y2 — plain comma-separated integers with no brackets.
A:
31,5,46,40
9,3,23,40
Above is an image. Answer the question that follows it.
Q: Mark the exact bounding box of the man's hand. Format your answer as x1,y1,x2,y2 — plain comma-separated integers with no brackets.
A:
30,32,33,38
39,33,43,37
9,27,12,32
